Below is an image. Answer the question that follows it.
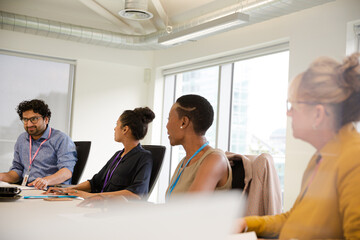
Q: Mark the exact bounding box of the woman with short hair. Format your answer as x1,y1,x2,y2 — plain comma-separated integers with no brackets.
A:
165,94,232,199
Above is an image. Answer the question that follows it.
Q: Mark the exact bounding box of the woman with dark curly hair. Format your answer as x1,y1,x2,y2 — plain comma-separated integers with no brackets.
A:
237,53,360,239
47,107,155,200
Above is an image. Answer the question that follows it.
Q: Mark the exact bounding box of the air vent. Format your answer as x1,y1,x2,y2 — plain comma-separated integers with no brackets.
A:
119,0,153,20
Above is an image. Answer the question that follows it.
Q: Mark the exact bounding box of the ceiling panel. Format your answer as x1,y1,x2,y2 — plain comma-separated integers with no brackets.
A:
0,0,335,49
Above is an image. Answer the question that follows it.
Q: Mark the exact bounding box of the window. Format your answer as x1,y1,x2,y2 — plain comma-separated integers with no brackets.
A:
160,46,289,202
0,51,75,172
230,52,289,188
356,24,360,50
346,20,360,130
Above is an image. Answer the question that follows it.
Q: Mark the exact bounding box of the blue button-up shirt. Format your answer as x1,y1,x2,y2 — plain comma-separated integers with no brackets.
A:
10,126,77,184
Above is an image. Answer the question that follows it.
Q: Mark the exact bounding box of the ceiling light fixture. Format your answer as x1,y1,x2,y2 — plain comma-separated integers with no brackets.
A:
242,0,277,11
119,0,153,21
158,12,249,46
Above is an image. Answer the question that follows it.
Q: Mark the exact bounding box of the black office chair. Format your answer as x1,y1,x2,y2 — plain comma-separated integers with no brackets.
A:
142,145,166,198
231,159,246,190
72,141,91,185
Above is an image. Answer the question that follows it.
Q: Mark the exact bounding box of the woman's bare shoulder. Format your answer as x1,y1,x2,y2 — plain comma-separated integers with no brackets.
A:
203,149,228,166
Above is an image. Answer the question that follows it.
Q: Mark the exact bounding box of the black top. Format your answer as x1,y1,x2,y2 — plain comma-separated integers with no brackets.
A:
88,144,153,197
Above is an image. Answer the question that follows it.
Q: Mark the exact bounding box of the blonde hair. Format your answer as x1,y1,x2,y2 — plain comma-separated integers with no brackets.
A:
289,53,360,129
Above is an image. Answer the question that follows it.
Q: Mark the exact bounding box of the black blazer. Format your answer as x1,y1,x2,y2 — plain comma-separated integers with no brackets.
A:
88,144,153,197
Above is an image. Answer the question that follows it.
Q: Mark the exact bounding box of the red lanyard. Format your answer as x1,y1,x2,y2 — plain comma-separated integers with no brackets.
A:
28,128,52,169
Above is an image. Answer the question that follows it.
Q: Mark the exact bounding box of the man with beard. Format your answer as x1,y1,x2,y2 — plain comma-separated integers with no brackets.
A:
0,99,77,190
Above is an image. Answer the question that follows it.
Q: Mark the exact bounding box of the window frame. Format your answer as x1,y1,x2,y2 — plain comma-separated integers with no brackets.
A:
346,19,360,130
0,49,76,135
157,43,289,203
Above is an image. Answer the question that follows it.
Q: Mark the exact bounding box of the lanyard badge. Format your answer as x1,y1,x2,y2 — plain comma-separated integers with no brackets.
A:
21,128,52,186
101,151,124,192
167,141,209,199
21,172,30,186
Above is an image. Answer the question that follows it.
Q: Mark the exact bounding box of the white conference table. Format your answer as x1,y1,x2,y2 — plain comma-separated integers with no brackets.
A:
0,185,102,240
0,184,92,213
0,184,255,240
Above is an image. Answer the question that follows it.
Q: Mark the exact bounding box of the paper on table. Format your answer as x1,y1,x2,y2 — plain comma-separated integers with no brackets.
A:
0,181,12,186
228,232,257,240
0,181,35,190
18,186,36,190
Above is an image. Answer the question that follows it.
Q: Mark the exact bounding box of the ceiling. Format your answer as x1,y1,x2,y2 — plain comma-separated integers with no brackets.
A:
0,0,334,50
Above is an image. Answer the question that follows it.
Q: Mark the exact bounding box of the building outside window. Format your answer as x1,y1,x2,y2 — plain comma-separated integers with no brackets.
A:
230,52,289,189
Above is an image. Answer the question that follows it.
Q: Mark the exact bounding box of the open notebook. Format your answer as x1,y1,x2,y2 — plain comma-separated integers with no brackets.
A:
2,190,247,240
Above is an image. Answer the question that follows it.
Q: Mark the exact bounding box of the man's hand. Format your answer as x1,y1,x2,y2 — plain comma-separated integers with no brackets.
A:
28,177,50,190
28,168,72,190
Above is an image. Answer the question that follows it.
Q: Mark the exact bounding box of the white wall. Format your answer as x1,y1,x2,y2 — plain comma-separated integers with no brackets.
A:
71,59,154,180
0,29,157,182
153,0,360,210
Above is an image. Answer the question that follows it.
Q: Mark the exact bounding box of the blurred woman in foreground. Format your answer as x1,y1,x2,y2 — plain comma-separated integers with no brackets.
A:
237,53,360,239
